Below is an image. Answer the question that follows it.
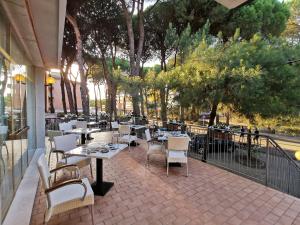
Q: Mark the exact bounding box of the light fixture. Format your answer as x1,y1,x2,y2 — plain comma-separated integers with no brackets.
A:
46,76,56,85
295,151,300,161
14,74,26,83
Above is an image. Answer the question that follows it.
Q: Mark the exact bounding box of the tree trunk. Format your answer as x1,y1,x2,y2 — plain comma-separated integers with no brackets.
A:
60,74,67,114
98,84,103,112
208,100,218,126
123,92,126,115
140,89,145,116
160,89,167,127
110,83,117,120
118,92,121,116
72,82,78,115
62,69,75,114
153,91,158,121
225,112,230,125
145,90,149,116
66,13,89,116
101,57,114,119
63,74,75,114
120,0,144,116
191,105,197,121
105,87,109,113
109,44,118,119
160,54,168,126
180,106,185,122
94,82,98,121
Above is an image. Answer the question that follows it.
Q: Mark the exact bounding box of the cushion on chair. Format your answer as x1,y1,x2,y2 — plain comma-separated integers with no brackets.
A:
57,156,91,169
167,151,187,163
47,178,94,220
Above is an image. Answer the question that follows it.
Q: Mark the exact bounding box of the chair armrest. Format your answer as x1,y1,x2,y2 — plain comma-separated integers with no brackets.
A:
52,149,66,155
45,179,87,200
50,164,80,176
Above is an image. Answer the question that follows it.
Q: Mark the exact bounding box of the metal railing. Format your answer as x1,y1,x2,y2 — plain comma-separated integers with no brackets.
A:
189,127,300,198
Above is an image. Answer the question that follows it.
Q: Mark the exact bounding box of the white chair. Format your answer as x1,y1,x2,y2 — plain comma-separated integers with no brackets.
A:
167,136,190,177
118,125,137,151
145,129,165,166
76,121,87,129
111,121,119,143
37,155,94,224
75,121,91,141
53,134,93,179
68,120,77,129
58,122,72,133
47,130,63,166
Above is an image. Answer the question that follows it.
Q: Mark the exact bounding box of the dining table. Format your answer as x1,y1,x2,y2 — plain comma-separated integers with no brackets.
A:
65,142,127,196
156,131,191,142
65,128,101,144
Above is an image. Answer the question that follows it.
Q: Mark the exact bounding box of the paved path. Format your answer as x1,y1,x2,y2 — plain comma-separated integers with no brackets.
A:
30,132,300,225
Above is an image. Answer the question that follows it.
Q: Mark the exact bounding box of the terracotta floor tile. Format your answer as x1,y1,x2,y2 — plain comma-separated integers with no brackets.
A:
29,132,300,225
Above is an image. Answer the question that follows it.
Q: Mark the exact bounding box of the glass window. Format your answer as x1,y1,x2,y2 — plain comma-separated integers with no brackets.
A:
0,9,32,221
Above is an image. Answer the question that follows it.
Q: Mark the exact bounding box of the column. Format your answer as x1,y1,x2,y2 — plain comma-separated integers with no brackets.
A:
34,67,46,149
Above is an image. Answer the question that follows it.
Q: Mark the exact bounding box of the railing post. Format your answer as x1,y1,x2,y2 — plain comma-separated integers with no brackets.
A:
265,137,270,186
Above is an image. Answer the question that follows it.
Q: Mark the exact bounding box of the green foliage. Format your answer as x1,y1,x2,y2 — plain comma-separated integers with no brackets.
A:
283,0,300,43
217,0,290,39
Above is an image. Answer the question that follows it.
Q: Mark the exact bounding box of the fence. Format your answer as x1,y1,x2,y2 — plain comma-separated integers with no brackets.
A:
189,127,300,198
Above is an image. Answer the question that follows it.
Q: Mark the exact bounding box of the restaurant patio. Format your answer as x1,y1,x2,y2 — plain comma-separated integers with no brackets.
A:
2,0,300,225
29,132,300,225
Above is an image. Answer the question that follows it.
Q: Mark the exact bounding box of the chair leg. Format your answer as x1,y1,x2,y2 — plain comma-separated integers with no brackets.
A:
54,171,57,183
4,143,9,158
43,212,47,224
186,162,188,177
167,162,169,176
146,155,149,167
90,205,95,225
48,152,52,166
0,155,5,174
90,163,93,178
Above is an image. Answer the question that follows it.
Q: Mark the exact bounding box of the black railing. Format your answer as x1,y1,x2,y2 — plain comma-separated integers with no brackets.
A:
188,127,300,198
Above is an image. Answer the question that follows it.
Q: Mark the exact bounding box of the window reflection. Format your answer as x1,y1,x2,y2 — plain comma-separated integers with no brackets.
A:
0,54,29,219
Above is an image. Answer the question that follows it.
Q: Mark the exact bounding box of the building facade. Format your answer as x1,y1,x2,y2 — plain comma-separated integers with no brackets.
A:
45,73,82,113
0,1,66,224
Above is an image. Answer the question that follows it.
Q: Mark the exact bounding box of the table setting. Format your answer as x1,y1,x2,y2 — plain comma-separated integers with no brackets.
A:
65,142,127,196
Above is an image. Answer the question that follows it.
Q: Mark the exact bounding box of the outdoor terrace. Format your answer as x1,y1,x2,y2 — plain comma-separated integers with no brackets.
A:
30,132,300,225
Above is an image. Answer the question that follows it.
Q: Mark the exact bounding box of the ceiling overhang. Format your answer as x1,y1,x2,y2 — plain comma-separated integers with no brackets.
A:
1,0,67,68
215,0,248,9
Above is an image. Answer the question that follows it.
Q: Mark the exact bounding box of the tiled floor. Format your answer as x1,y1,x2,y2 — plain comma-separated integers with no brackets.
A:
30,132,300,225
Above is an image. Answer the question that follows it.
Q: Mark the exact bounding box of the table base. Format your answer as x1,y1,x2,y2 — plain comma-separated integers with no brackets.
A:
91,181,114,196
169,162,181,167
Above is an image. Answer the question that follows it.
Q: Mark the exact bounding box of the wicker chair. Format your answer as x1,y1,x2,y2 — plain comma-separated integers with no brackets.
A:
37,155,94,224
167,136,190,176
145,129,165,166
53,134,93,179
